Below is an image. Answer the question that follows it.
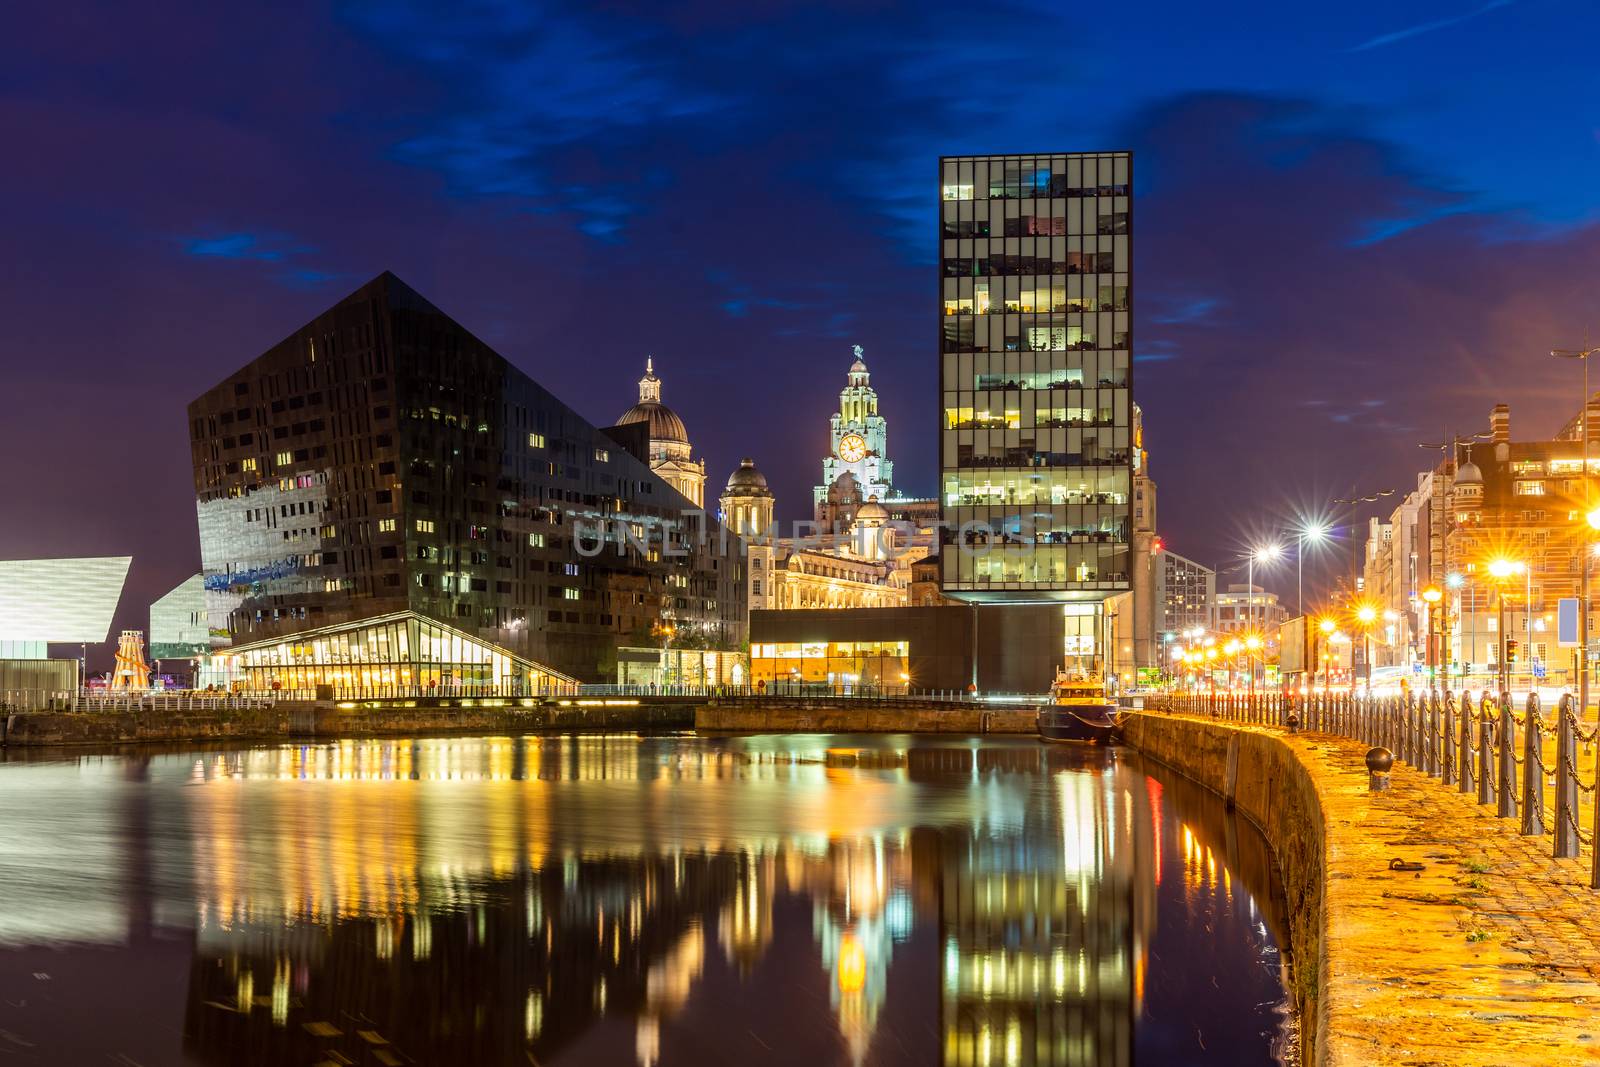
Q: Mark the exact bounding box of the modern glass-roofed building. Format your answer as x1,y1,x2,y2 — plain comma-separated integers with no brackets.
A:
217,610,575,695
0,556,132,654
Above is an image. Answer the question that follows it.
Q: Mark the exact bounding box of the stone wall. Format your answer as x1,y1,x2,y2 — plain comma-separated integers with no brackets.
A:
3,702,693,746
1122,712,1328,1066
694,704,1037,733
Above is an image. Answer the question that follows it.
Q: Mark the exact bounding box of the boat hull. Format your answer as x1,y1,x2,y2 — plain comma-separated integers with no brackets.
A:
1037,705,1124,745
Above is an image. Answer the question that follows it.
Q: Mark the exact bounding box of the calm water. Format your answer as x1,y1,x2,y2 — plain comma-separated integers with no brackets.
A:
0,735,1293,1066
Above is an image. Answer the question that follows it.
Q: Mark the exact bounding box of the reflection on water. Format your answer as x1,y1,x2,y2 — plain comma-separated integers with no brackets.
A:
0,736,1291,1065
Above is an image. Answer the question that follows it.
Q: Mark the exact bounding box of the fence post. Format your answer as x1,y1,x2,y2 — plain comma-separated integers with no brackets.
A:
1442,691,1456,786
1555,694,1580,858
1521,693,1544,836
1497,694,1517,818
1477,695,1493,805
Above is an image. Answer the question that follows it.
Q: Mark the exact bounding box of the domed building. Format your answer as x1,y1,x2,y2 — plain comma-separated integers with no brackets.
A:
719,458,777,611
616,358,706,507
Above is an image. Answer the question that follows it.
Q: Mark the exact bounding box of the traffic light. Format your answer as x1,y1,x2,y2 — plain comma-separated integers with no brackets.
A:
1506,640,1518,664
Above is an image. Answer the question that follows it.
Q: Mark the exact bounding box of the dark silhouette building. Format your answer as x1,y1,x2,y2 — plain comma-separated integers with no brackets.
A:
187,272,744,685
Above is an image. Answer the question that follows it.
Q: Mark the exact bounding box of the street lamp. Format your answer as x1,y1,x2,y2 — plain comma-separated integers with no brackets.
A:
1295,521,1329,618
1487,558,1525,696
1355,603,1378,693
1421,586,1443,687
1318,616,1337,695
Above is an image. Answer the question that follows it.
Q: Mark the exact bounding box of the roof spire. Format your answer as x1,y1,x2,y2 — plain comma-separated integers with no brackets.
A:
639,356,661,403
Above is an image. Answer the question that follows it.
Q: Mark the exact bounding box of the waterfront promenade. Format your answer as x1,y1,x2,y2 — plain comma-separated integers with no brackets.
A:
1135,707,1600,1066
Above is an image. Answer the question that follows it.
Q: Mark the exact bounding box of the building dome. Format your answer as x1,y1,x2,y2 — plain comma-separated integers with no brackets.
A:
616,356,690,444
617,401,689,444
725,458,771,495
1454,460,1484,486
855,495,889,522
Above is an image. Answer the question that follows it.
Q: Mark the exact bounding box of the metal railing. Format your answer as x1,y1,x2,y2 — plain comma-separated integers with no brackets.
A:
1159,689,1600,871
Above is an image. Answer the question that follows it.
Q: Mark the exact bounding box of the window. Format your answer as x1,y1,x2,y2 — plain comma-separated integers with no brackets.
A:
594,448,609,463
562,588,580,600
416,519,435,533
378,518,396,532
276,451,292,465
753,579,762,596
529,533,544,547
240,458,257,471
1515,481,1546,496
528,433,546,449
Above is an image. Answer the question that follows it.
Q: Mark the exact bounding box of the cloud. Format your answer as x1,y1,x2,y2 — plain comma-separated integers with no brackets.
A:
184,232,303,261
1348,0,1517,52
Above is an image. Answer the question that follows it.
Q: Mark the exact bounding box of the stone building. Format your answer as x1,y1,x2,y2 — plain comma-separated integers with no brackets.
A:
616,358,706,508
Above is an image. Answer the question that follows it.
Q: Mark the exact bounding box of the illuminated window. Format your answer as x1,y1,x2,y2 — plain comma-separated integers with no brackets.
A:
562,588,580,600
416,519,435,533
941,183,974,201
1514,481,1546,496
379,518,396,532
276,451,292,465
528,433,546,449
529,533,544,547
241,458,257,471
594,448,609,462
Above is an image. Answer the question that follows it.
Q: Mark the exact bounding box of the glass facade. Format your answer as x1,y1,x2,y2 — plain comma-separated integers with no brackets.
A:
938,153,1133,601
188,273,745,683
221,610,575,695
749,640,910,688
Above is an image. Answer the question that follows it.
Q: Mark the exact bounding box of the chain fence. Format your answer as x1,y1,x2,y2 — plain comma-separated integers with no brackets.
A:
1158,689,1597,865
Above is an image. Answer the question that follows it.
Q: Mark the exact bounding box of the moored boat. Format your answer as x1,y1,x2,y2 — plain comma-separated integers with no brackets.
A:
1038,671,1124,744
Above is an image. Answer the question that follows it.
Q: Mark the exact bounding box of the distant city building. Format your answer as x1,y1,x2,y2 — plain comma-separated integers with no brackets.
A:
1215,584,1286,636
1365,400,1599,686
937,151,1134,684
615,358,706,508
811,349,936,528
187,272,744,689
149,574,210,661
720,457,929,614
1156,550,1215,635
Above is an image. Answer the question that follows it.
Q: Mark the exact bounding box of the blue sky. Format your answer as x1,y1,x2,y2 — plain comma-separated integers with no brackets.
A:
2,0,1598,623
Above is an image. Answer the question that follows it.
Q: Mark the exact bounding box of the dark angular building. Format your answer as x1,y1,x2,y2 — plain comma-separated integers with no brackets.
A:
188,272,744,687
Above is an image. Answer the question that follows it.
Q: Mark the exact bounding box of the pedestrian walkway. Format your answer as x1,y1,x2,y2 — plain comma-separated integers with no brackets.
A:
1247,724,1600,1065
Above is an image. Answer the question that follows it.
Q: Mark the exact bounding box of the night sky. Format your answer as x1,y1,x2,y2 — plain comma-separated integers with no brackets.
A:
5,1,1599,651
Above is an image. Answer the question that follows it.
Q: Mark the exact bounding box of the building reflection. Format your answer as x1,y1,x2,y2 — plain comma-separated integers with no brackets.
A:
160,738,1272,1066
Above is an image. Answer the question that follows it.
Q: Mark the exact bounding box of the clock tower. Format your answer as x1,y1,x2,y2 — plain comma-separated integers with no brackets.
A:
815,346,894,523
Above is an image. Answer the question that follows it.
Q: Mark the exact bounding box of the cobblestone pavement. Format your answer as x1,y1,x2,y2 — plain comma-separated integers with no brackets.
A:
1282,728,1600,1066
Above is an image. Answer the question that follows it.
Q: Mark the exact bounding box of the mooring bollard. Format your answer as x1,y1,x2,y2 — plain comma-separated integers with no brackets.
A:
1367,746,1394,791
1458,691,1475,794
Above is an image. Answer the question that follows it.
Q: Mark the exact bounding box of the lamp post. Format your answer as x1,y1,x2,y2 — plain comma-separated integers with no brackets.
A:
1355,604,1377,693
1244,633,1263,695
1333,490,1396,602
1319,616,1336,695
1295,522,1329,618
1246,543,1282,686
1487,558,1524,697
1421,586,1442,688
1555,346,1598,717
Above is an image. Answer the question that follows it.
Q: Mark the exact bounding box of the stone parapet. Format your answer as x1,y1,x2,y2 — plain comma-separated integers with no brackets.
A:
1124,710,1600,1066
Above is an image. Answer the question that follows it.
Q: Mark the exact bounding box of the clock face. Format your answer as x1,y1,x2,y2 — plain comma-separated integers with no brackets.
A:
838,433,867,463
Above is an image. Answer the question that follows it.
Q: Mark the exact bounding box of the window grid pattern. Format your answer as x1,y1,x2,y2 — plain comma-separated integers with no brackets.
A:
938,153,1133,595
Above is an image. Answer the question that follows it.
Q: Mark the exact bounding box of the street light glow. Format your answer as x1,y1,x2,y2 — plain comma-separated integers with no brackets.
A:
1356,604,1377,625
1421,586,1442,604
1319,617,1337,634
1586,506,1600,532
1487,558,1524,579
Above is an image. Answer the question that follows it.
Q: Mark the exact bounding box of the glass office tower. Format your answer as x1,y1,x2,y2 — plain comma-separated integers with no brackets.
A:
938,152,1132,606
